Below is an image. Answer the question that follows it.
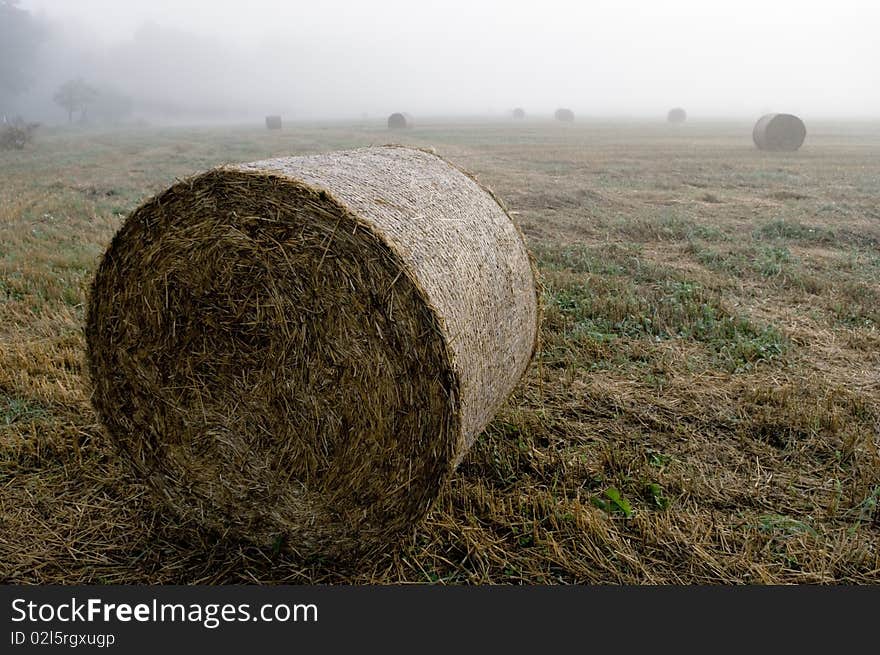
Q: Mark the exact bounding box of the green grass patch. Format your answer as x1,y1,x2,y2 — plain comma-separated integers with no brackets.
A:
542,272,786,372
610,210,726,242
754,219,835,244
1,394,51,426
757,514,818,538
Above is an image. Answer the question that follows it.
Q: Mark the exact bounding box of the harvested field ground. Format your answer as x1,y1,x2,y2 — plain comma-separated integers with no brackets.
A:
1,119,878,583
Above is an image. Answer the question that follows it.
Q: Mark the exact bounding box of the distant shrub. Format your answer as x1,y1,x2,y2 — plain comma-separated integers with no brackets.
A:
0,117,39,150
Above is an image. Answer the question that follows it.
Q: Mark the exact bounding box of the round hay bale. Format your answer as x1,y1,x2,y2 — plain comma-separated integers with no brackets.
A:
85,146,539,559
752,113,806,151
512,107,525,120
554,108,574,122
667,107,687,124
387,112,413,129
265,115,282,130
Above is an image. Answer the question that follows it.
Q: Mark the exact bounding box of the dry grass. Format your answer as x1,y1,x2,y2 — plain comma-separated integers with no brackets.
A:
1,120,878,583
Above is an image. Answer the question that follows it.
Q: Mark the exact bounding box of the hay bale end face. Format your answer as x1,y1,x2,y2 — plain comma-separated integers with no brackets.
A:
387,112,413,129
555,108,574,122
667,107,687,124
512,107,525,119
265,115,282,130
86,146,539,559
753,113,806,151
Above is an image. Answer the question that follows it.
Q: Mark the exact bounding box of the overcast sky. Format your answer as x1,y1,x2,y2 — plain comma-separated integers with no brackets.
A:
18,0,880,121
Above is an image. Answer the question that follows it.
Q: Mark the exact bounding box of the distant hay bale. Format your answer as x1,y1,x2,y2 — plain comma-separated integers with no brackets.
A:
265,115,282,130
752,113,806,151
85,146,539,559
554,108,574,122
387,112,413,129
667,107,687,124
512,107,525,120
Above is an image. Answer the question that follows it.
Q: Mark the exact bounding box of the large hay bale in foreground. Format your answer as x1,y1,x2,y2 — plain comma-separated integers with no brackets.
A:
86,146,539,559
555,108,574,122
512,107,525,119
667,107,687,124
752,113,806,151
265,115,282,130
387,112,413,129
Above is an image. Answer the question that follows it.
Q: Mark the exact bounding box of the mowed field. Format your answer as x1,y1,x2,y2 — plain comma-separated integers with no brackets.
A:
1,119,878,583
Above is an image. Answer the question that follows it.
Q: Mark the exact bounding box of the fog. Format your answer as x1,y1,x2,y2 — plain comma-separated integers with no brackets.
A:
7,0,880,124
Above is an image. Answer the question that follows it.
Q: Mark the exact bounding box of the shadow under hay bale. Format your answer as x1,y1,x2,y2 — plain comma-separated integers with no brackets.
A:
554,108,574,122
512,107,525,120
753,113,806,151
387,112,413,129
85,146,539,561
667,107,687,124
265,115,282,130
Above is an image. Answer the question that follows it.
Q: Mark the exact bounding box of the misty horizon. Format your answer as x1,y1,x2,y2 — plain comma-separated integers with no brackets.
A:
6,0,880,124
